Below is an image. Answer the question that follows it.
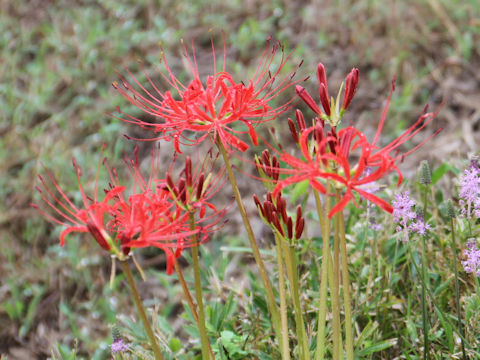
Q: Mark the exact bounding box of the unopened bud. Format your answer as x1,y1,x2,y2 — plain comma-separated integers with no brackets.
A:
287,217,293,239
295,217,305,240
341,68,359,111
86,221,110,251
196,173,205,199
319,83,330,116
185,157,192,188
296,85,322,115
418,160,432,185
445,199,456,218
111,324,122,342
296,109,306,132
288,118,299,143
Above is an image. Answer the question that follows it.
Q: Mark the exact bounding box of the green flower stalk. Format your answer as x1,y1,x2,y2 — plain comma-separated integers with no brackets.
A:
420,160,432,360
446,200,467,360
121,259,164,360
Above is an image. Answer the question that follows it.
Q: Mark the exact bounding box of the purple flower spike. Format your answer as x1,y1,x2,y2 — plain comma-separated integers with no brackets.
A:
408,216,431,236
462,239,480,277
459,160,480,219
392,191,431,240
111,339,129,354
393,191,417,241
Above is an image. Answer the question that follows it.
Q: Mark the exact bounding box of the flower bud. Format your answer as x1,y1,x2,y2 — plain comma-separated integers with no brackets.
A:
196,173,205,199
296,85,322,115
296,109,306,132
185,156,192,188
287,217,293,239
295,217,305,240
418,160,432,185
341,68,359,111
319,84,330,116
288,118,299,143
445,199,456,219
86,221,110,251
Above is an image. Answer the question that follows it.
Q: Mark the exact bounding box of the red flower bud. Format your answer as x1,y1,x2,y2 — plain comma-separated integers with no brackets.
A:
288,118,299,143
296,85,322,115
178,178,187,203
317,63,328,97
196,173,205,199
185,156,192,188
86,221,110,251
319,83,331,116
271,211,284,236
287,217,293,239
296,109,306,132
295,217,305,240
342,68,359,111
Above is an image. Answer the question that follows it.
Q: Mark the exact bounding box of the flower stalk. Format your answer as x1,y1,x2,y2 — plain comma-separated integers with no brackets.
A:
282,237,310,360
120,259,163,360
215,138,282,347
335,190,354,360
273,233,291,360
189,212,212,360
420,162,431,360
314,186,331,360
447,201,467,360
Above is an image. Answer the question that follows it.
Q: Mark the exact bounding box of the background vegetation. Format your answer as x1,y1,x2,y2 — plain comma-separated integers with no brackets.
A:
1,0,479,358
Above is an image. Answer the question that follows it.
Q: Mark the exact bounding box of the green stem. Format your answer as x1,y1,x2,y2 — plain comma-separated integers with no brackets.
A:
274,234,291,360
190,213,212,360
450,218,467,360
216,139,282,344
335,191,354,360
355,209,369,312
120,260,163,360
282,239,310,360
421,186,430,360
174,259,215,359
330,214,342,359
314,187,331,360
174,259,198,323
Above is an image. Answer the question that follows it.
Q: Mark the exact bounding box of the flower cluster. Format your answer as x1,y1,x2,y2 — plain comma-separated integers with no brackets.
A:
462,239,480,277
459,157,480,219
111,325,129,355
253,191,305,240
271,64,440,217
32,146,225,274
112,36,302,154
392,191,430,241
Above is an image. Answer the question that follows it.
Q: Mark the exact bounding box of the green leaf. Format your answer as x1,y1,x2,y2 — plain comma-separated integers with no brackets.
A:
431,163,458,185
357,338,396,355
291,180,310,203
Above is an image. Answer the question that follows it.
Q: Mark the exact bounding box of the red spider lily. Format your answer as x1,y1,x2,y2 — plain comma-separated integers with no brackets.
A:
272,78,441,217
108,147,228,272
32,146,226,274
112,35,302,153
31,147,123,250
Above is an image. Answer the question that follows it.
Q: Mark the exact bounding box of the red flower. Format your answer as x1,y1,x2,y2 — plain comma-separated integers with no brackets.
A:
32,146,226,274
112,35,301,153
32,148,123,250
273,78,441,217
